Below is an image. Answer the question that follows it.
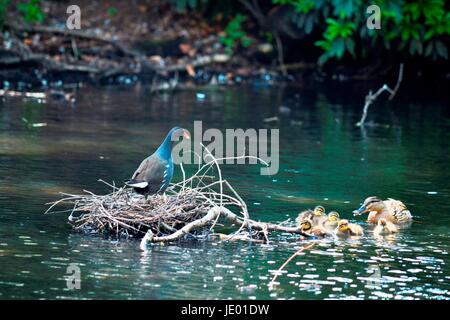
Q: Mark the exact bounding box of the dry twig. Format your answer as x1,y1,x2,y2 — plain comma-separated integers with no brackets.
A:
356,63,404,127
268,242,316,289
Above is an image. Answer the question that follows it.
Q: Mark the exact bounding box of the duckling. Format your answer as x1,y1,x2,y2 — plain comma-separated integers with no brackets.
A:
311,205,326,226
353,196,412,225
299,219,330,238
334,219,364,238
373,218,398,236
296,209,313,225
321,211,340,230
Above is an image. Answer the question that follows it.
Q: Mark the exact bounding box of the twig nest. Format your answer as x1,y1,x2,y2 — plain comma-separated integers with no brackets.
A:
46,145,301,244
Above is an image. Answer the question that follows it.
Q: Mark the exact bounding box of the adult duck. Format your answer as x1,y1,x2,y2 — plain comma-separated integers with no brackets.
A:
353,196,412,225
125,127,190,195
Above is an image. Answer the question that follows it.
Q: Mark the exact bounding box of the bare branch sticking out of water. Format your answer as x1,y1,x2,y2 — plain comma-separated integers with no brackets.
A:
356,64,404,127
268,242,316,289
46,145,308,248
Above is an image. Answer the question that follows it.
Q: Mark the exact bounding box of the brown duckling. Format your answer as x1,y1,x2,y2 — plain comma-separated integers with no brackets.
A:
296,209,313,225
299,219,330,238
373,218,398,236
334,219,364,238
353,196,412,225
321,211,340,230
311,205,326,226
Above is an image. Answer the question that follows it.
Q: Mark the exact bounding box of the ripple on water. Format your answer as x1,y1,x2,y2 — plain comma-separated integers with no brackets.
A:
327,277,353,283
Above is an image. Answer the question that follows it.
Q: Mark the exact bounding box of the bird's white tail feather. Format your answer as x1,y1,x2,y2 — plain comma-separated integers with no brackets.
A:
126,181,148,188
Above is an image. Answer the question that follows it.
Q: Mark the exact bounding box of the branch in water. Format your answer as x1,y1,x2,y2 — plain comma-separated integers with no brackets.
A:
140,206,309,246
268,242,316,289
356,63,404,127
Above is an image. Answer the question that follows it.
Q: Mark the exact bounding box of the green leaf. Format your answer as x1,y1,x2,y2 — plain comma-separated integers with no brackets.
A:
305,15,314,34
317,52,330,65
107,7,118,17
409,39,423,55
18,0,44,24
435,40,448,59
424,30,435,41
345,38,355,57
188,0,197,9
332,38,345,58
241,37,252,48
315,40,331,51
425,42,434,57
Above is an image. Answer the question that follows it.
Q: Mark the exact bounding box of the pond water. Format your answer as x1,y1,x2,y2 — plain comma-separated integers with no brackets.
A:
0,82,449,300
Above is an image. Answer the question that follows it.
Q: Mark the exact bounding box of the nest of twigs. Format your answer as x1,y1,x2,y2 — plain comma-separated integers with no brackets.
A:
47,176,247,240
46,146,306,245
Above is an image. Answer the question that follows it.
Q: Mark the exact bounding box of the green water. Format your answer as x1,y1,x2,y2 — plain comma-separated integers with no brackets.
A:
0,84,449,299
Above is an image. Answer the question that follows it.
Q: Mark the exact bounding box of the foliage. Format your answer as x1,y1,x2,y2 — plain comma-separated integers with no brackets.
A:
0,0,10,29
167,0,252,54
169,0,204,13
107,7,118,17
17,0,44,24
166,0,448,64
274,0,450,64
219,14,252,54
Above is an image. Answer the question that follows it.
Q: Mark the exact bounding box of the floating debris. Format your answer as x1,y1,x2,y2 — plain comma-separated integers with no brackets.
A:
21,118,47,128
278,105,291,115
1,89,46,99
263,116,279,123
196,92,206,100
290,120,302,126
31,123,47,128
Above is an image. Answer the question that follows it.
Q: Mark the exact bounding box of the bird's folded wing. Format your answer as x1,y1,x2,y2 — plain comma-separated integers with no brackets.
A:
124,157,152,189
125,155,167,192
131,157,151,179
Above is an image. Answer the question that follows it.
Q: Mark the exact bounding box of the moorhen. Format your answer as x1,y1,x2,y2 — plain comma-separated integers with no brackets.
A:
125,127,190,195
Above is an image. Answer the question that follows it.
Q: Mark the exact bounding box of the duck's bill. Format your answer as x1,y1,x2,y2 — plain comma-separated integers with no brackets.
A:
353,205,367,216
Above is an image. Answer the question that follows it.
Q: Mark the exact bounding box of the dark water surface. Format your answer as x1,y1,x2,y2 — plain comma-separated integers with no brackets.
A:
0,83,449,299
